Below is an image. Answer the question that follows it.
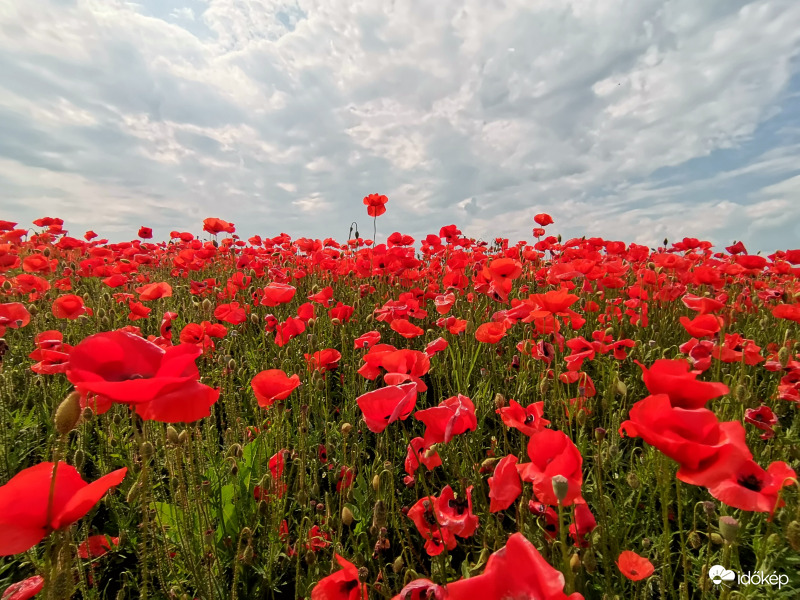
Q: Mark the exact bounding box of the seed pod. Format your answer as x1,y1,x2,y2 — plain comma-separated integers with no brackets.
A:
81,406,94,421
55,391,82,436
551,475,569,504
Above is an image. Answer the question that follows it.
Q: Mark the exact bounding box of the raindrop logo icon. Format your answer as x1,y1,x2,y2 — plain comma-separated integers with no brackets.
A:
709,565,736,585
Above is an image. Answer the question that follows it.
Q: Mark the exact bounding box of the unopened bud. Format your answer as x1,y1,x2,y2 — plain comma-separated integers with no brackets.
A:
341,422,353,437
166,426,180,445
392,555,404,573
719,516,739,544
372,474,381,492
688,531,701,549
570,553,581,573
342,506,354,526
55,391,82,435
626,472,640,489
140,441,154,463
786,521,800,551
494,393,506,410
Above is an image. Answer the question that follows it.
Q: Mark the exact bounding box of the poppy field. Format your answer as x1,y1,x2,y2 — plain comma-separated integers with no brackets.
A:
1,201,800,600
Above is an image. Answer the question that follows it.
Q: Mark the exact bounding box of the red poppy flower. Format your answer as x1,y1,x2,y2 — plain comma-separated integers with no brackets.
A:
0,302,31,336
363,193,388,217
2,576,44,600
274,317,305,347
356,382,417,433
415,394,478,446
136,282,172,301
407,495,457,556
0,462,127,556
496,399,549,436
475,321,508,344
446,532,582,600
391,579,446,600
434,293,456,315
67,331,220,423
304,349,341,373
22,254,55,274
127,300,151,321
308,286,334,307
390,318,424,339
260,282,297,307
52,295,91,320
744,405,778,440
29,331,72,375
706,457,796,515
203,218,235,235
354,330,381,349
617,551,654,581
534,213,554,226
619,394,750,487
518,429,583,506
306,525,331,552
404,437,442,477
636,359,729,409
214,302,247,325
138,226,153,239
679,314,722,338
336,466,355,492
681,294,725,315
488,455,522,512
569,504,597,547
251,369,301,408
77,534,119,558
310,553,368,600
436,485,479,538
424,337,448,357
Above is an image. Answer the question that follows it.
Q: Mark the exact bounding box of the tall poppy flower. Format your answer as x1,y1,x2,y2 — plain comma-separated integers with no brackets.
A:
356,382,417,433
304,349,341,373
475,321,508,344
496,399,549,436
310,554,368,600
67,331,219,423
415,394,478,446
616,551,654,581
488,455,522,512
534,213,554,226
518,429,583,506
136,282,173,301
404,437,442,477
363,193,388,217
251,369,301,408
446,532,583,600
636,359,729,409
52,295,91,320
706,456,796,515
0,462,127,556
2,576,44,600
0,302,31,336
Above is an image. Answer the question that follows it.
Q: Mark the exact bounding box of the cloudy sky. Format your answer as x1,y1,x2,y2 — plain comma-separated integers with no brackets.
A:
2,0,800,251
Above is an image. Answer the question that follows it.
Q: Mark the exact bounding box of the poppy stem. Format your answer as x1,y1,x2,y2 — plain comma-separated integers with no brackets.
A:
557,501,574,593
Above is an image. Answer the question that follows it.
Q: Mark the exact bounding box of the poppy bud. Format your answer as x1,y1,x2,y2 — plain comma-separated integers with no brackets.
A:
641,537,651,549
1,280,10,290
392,555,404,573
582,550,597,573
308,318,316,328
140,441,154,463
626,472,640,489
701,501,716,518
331,318,341,326
249,313,260,325
576,410,587,426
372,474,381,492
787,521,800,551
341,422,353,437
82,406,94,421
372,500,387,531
539,378,550,395
27,303,38,316
719,516,739,543
55,391,82,436
615,379,627,397
241,544,254,564
201,480,211,495
551,475,569,504
594,427,606,443
709,533,723,545
688,531,701,549
570,553,581,573
170,476,179,493
73,448,85,469
494,393,506,409
778,346,791,368
126,482,142,503
178,430,189,445
201,298,212,312
166,426,180,445
227,358,236,370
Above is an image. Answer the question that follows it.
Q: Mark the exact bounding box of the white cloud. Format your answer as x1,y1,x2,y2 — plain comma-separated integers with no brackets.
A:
0,0,799,250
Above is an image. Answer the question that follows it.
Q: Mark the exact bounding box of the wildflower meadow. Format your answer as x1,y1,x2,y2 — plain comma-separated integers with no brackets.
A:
1,198,799,599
